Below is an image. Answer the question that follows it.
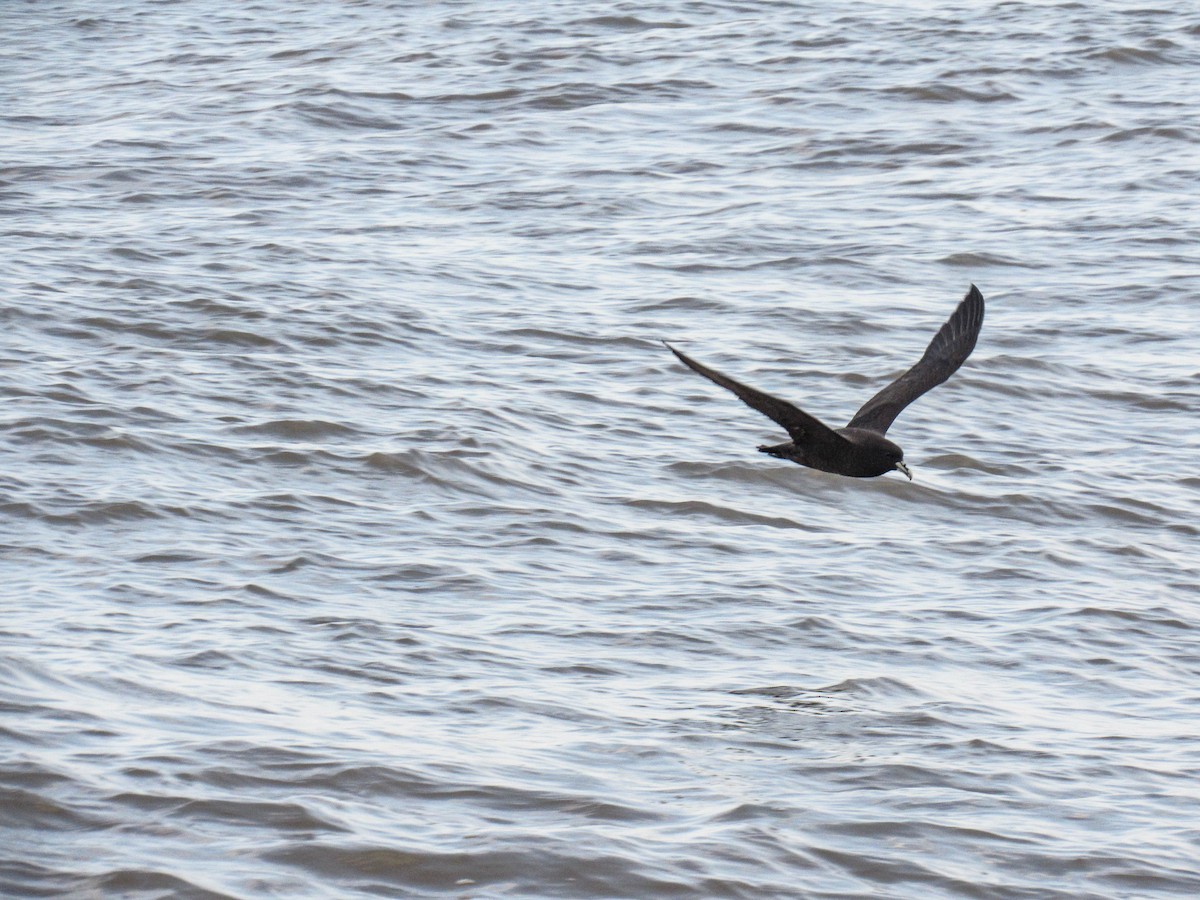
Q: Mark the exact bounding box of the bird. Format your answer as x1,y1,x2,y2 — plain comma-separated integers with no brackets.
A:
664,284,984,480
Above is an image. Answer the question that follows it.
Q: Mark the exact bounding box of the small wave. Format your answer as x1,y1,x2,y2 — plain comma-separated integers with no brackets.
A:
1,787,116,830
573,15,688,31
883,140,971,158
1099,125,1195,143
170,797,347,832
254,449,314,466
497,327,645,349
231,419,360,440
363,450,428,477
1083,499,1173,529
131,551,205,563
428,88,522,103
21,500,171,525
262,840,696,896
882,83,1017,103
938,251,1043,268
1086,46,1172,65
1091,388,1190,413
193,328,281,348
1068,606,1191,631
293,100,403,131
626,498,819,530
525,84,626,111
629,295,730,313
364,447,546,498
922,452,1005,474
803,676,925,699
108,246,161,262
173,650,239,668
69,870,231,899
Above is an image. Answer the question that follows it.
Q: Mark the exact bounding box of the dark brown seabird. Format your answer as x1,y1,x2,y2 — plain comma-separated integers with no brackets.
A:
664,285,985,480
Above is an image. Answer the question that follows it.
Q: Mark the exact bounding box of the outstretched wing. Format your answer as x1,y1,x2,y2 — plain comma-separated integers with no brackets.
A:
664,342,851,451
846,284,985,435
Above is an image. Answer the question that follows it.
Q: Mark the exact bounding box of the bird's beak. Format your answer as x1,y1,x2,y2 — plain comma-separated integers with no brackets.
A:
895,461,913,481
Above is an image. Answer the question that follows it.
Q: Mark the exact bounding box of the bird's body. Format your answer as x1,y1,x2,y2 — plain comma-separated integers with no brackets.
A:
758,427,904,478
664,285,985,480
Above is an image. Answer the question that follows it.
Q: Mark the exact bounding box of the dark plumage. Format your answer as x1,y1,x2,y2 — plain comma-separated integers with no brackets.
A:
664,284,985,480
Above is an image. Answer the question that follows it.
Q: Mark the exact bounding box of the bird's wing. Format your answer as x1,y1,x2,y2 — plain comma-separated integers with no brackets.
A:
664,342,851,451
846,284,984,435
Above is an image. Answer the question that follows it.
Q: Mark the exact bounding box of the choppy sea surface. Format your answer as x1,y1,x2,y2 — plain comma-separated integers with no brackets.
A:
3,2,1200,897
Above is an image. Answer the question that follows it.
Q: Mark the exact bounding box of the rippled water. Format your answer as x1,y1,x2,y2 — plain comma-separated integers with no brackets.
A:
3,2,1200,897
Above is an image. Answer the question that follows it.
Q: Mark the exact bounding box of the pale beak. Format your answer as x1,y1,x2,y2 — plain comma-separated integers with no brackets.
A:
895,461,913,481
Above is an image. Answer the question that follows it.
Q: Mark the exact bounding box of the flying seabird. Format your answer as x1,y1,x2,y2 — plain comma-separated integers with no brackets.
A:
664,285,985,480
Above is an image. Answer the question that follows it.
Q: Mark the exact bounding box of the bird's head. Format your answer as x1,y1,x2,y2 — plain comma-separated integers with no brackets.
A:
841,428,913,480
874,435,911,480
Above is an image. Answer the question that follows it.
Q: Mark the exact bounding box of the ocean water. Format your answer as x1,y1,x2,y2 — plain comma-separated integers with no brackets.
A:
3,1,1200,897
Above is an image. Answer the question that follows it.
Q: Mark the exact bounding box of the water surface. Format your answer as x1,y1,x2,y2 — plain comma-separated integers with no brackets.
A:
3,2,1200,897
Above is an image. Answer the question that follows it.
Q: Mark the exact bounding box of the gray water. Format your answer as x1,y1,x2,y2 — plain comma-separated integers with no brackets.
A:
3,2,1200,897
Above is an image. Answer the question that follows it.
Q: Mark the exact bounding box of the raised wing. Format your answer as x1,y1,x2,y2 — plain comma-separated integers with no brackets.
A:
664,342,851,451
846,284,984,435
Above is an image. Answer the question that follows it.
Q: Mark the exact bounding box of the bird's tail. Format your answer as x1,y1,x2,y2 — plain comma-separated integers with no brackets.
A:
757,442,794,460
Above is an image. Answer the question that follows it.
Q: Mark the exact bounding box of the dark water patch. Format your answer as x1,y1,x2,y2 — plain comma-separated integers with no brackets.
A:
919,452,1000,474
0,787,118,831
192,328,282,348
822,817,1036,845
526,84,630,111
626,498,820,531
1067,606,1191,631
293,100,404,131
938,251,1044,268
881,83,1018,103
1085,45,1174,65
1100,125,1195,143
169,797,347,832
263,841,699,897
230,419,361,440
1084,499,1185,531
253,449,314,466
131,551,207,564
428,87,523,104
25,499,174,525
574,15,689,32
806,843,1006,899
363,450,431,478
801,676,926,701
174,649,240,669
306,87,415,102
496,327,646,349
363,447,548,498
75,870,237,900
